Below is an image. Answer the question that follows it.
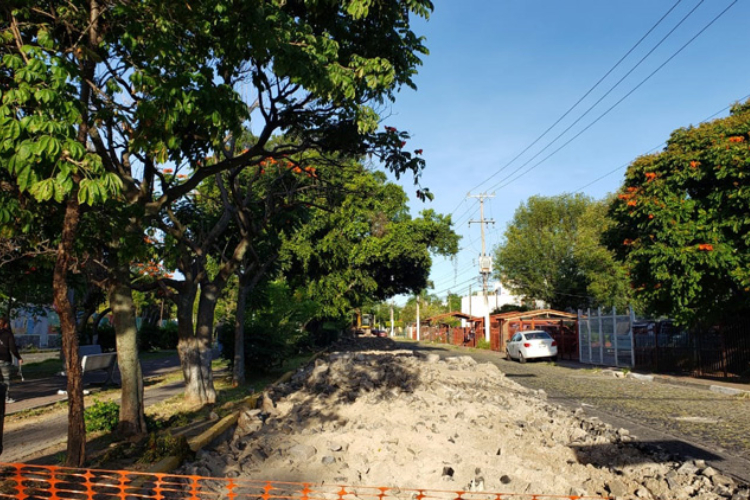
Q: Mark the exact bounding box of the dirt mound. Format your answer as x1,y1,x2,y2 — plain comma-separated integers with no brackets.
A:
182,343,748,499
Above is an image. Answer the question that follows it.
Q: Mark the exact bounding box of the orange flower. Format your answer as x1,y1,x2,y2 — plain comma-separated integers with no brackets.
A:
623,239,634,246
645,172,657,181
648,214,654,219
177,174,187,179
690,160,699,169
728,136,745,143
618,193,631,200
627,200,637,207
698,243,714,251
626,186,637,193
163,168,173,174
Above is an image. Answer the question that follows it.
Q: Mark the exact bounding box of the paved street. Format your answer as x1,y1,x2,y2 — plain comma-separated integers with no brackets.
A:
407,342,750,484
1,353,184,463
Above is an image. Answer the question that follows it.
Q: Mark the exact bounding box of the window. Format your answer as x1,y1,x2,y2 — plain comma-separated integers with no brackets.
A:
523,331,553,341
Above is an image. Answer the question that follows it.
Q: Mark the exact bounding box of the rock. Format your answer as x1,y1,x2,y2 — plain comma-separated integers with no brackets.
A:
442,467,454,477
237,409,263,435
288,444,317,461
500,475,511,485
677,462,699,475
424,353,441,364
700,466,718,478
712,474,734,487
607,479,629,497
328,442,345,452
209,411,219,421
321,456,336,465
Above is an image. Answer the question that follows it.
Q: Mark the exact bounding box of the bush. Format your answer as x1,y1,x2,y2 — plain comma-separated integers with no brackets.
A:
138,323,178,351
140,432,191,464
218,322,292,374
85,399,120,433
476,338,491,350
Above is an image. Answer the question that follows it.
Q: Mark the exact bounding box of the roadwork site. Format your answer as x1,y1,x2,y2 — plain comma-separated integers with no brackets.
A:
181,339,750,500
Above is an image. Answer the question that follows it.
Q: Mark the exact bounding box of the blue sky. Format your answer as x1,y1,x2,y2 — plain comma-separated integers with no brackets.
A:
382,0,750,303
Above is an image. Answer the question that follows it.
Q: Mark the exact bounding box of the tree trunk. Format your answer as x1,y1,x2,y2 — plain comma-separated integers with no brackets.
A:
54,196,86,467
188,282,219,404
174,281,206,403
232,283,248,386
109,265,146,437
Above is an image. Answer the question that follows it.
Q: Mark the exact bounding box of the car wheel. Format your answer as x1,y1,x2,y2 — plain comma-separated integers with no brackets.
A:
518,351,527,364
505,349,513,361
551,355,558,362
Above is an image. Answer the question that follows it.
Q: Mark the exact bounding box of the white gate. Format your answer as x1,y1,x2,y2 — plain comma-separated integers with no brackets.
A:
578,307,635,367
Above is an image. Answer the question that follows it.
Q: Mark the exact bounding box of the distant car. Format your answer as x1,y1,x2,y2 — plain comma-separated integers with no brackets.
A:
372,329,388,338
506,330,557,363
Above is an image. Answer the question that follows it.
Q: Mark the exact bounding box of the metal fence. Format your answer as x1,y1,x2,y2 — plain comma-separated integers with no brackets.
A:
0,463,611,500
634,318,750,379
578,308,635,368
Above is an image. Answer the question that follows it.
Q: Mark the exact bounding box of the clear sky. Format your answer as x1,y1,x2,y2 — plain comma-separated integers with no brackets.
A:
382,0,750,304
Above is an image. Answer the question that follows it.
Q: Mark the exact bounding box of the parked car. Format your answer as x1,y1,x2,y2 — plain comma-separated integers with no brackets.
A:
506,330,557,363
371,329,388,338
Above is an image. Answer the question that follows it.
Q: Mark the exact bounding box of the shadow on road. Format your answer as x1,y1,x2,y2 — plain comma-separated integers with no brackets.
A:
572,440,723,467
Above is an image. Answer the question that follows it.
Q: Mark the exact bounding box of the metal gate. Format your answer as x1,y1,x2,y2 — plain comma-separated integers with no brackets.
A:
578,307,635,367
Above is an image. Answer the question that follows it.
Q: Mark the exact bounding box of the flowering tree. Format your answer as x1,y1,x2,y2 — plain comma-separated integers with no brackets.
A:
606,101,750,325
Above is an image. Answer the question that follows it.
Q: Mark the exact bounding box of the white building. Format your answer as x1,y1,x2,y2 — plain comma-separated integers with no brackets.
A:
460,287,545,327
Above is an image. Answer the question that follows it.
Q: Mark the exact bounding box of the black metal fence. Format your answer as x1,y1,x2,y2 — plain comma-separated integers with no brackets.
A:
633,318,750,379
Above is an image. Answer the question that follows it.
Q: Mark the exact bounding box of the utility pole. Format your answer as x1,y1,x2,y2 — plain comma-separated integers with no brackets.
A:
415,296,420,341
390,302,395,338
468,192,495,342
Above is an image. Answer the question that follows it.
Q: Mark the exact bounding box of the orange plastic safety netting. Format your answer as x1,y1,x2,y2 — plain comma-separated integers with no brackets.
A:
0,462,611,500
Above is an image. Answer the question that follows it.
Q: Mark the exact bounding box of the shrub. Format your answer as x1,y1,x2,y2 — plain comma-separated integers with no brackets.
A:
138,323,178,351
476,338,491,350
140,432,191,464
218,322,291,373
85,399,120,433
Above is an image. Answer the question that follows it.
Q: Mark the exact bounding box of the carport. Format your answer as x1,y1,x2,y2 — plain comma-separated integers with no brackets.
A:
490,309,579,360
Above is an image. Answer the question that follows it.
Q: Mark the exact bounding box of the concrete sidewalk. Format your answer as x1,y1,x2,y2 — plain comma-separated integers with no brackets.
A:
5,352,182,415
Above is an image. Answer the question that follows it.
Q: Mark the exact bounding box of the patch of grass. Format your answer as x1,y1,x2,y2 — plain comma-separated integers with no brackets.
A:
19,358,63,379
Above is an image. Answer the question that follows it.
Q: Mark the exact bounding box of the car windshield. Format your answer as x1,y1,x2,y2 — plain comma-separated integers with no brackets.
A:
523,331,552,341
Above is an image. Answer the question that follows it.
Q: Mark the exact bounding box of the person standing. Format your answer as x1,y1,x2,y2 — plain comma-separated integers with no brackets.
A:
0,316,22,403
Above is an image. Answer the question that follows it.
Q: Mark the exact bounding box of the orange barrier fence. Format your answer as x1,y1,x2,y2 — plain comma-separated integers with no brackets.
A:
0,463,612,500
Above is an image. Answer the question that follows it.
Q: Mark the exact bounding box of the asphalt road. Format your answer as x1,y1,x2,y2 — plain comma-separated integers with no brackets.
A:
1,353,184,463
406,342,750,485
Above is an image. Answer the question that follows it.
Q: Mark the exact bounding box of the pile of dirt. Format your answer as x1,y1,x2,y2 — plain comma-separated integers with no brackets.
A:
181,341,749,499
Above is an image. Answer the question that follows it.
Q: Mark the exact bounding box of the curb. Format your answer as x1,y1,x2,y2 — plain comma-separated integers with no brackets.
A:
626,371,750,397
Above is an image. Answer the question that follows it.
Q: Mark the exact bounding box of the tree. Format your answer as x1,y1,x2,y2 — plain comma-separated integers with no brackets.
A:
446,292,462,312
494,193,631,311
282,170,459,318
2,0,434,464
606,100,750,326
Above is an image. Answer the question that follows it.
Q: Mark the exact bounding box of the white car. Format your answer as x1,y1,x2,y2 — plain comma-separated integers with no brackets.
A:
506,330,557,363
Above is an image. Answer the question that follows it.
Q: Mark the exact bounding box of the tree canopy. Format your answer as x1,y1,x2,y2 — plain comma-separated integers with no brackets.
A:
494,193,631,311
606,100,750,326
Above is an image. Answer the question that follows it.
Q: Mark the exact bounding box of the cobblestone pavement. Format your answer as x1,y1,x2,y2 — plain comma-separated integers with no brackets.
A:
465,351,750,461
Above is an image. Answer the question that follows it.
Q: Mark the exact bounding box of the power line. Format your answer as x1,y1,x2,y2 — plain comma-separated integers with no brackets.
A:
572,91,750,193
465,0,688,195
489,0,739,193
